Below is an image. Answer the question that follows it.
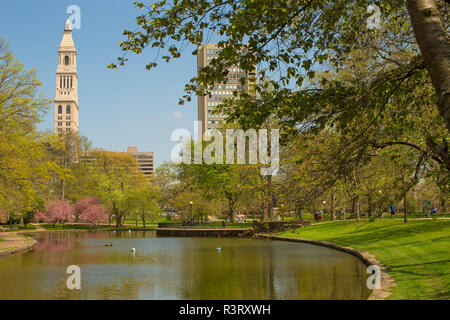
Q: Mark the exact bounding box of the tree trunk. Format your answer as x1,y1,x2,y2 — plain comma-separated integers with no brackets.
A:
115,213,121,227
407,0,450,169
61,180,65,200
296,205,303,221
356,195,361,222
368,193,374,218
142,215,146,228
404,194,408,223
330,189,336,221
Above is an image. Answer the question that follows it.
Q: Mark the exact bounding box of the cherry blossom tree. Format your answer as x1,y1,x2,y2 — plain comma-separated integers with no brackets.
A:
74,197,100,221
80,203,109,227
38,200,74,227
34,210,45,223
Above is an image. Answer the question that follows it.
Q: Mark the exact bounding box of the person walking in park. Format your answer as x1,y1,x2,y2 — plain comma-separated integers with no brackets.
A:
432,206,437,216
390,205,396,218
426,206,437,218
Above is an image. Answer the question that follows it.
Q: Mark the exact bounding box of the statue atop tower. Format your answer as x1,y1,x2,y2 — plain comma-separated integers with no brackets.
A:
65,19,72,31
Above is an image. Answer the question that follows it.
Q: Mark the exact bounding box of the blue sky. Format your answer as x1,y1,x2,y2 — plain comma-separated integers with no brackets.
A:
0,0,200,168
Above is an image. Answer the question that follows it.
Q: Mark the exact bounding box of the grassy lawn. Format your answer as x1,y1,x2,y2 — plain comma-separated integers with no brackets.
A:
0,225,36,232
279,219,450,300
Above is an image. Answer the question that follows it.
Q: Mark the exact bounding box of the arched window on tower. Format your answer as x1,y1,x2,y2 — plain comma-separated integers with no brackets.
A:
66,105,71,114
64,56,69,66
58,105,62,114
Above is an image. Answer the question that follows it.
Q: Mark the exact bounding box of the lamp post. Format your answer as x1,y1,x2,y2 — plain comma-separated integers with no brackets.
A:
323,200,326,220
189,201,193,223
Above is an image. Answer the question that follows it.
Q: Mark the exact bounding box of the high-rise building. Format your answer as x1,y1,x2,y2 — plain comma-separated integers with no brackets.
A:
197,43,257,136
54,19,79,135
127,147,154,177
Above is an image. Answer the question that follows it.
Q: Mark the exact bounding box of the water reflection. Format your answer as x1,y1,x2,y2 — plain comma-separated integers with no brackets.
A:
0,231,371,300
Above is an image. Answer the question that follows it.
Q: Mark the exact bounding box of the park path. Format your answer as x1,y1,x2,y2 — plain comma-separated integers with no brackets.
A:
0,231,37,256
30,223,46,231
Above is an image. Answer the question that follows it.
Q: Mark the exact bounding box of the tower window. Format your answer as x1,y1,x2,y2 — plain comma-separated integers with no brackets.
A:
66,105,71,114
58,105,62,114
64,56,69,66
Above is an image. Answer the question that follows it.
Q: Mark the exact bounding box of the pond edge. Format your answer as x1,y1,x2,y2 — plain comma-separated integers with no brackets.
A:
254,234,396,300
0,233,37,257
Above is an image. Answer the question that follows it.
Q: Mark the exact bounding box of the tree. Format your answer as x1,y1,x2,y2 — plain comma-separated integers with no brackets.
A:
80,203,109,227
407,0,450,162
37,199,74,227
47,132,91,201
87,150,147,227
110,0,449,172
0,39,57,216
153,161,179,211
74,196,101,222
124,186,162,227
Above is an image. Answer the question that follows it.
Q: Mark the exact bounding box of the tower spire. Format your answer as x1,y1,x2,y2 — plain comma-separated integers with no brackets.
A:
54,19,79,135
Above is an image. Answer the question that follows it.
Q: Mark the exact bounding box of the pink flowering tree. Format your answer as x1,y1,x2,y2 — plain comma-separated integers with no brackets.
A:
34,210,45,223
80,203,109,227
39,200,74,227
74,197,100,222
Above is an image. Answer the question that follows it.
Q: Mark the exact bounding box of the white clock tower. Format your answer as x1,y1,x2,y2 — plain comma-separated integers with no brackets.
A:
54,19,79,134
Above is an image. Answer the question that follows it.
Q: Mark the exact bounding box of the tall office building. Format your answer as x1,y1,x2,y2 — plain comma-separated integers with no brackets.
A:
127,147,154,177
197,44,257,136
54,19,79,135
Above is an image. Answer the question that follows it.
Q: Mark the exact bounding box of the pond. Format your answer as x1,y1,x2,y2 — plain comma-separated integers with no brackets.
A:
0,231,371,299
